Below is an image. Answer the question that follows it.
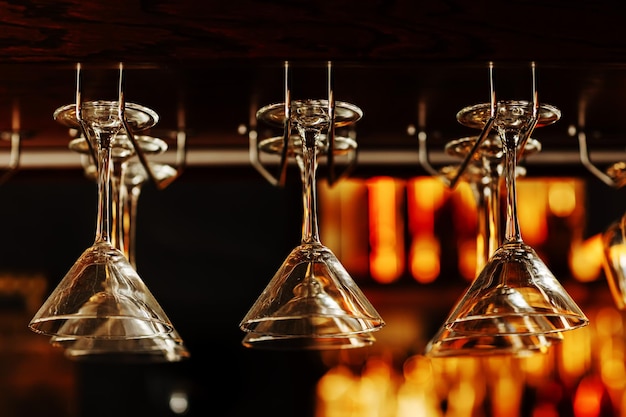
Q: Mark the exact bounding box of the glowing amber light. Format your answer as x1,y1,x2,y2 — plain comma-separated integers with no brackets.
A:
370,247,401,283
451,181,477,235
319,179,370,276
367,177,404,283
549,180,577,218
569,233,603,282
457,237,477,281
573,375,605,417
560,324,592,380
492,373,522,417
408,177,446,225
407,177,447,284
518,179,549,246
409,236,440,284
604,242,626,309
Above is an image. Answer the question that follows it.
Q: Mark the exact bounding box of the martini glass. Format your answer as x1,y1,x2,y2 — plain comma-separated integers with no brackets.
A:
50,135,190,362
442,99,588,337
577,125,626,310
582,160,626,310
28,101,175,340
239,99,384,349
603,212,626,309
122,160,179,268
424,134,563,357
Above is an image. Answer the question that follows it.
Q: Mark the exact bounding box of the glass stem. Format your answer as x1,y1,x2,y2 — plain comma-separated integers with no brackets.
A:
502,129,523,244
110,158,126,253
125,182,143,269
94,130,116,245
472,159,502,273
298,128,321,245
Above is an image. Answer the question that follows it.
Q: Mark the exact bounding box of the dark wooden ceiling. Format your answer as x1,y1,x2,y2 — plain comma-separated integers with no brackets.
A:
2,0,624,65
1,0,626,176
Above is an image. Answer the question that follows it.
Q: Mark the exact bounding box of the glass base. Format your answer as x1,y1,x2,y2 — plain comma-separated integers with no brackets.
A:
456,100,561,130
241,331,375,350
256,99,363,128
445,135,542,161
54,100,159,131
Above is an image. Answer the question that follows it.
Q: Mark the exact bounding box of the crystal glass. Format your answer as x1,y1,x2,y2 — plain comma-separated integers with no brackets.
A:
599,161,626,310
577,125,626,311
425,134,563,357
50,135,189,362
28,101,174,340
239,99,384,349
603,214,626,309
442,100,588,336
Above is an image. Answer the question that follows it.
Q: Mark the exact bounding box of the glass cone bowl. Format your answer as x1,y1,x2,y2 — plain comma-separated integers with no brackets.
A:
54,101,159,132
239,242,384,344
443,241,589,336
603,213,626,310
29,241,174,339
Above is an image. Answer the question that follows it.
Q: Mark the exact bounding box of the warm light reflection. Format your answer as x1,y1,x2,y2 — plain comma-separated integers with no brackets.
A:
573,375,605,417
316,358,401,417
320,179,370,277
450,182,479,280
520,348,554,383
457,238,477,281
316,303,626,417
367,177,405,283
407,177,447,284
451,181,477,236
570,233,604,282
409,235,440,284
319,176,589,286
560,325,592,382
532,403,560,417
548,180,578,218
518,179,549,246
595,308,626,393
314,176,611,416
316,365,358,417
492,370,522,417
604,242,626,309
445,358,484,417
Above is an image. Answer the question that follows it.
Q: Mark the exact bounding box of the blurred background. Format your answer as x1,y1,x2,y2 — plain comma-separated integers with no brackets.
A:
1,1,626,416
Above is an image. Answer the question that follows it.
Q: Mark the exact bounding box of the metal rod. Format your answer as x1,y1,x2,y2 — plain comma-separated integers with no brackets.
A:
118,62,182,190
576,97,617,187
248,91,280,185
416,98,444,179
326,61,337,185
251,61,358,187
75,63,97,165
446,62,497,189
277,60,291,187
118,63,156,188
324,62,358,185
516,62,539,161
174,92,188,173
419,62,541,189
0,99,23,185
